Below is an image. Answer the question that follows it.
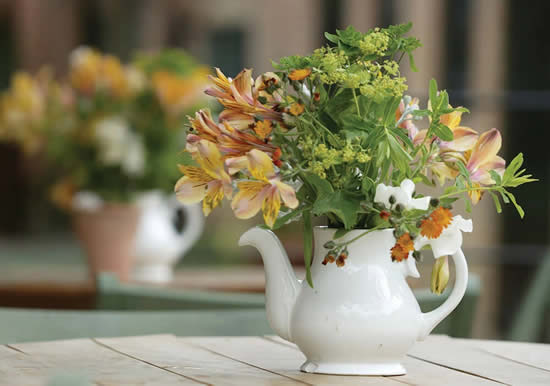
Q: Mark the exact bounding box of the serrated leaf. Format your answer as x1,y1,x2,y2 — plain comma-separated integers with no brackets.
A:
312,191,361,229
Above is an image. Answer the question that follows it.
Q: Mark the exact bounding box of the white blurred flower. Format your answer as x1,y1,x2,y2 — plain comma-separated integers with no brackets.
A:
94,116,129,166
374,179,430,210
72,191,103,212
122,133,146,176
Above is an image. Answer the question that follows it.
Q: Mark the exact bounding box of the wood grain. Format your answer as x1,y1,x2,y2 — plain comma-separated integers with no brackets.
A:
409,335,550,385
96,334,302,385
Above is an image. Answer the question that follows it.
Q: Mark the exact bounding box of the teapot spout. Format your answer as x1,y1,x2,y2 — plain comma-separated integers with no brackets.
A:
239,227,301,342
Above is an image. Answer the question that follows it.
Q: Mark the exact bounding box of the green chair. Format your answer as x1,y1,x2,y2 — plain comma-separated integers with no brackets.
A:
0,308,273,344
95,273,265,310
416,273,481,338
508,251,550,342
96,272,480,338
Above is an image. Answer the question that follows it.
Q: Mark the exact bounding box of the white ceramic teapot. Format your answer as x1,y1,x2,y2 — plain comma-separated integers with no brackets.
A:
133,190,204,283
239,226,468,375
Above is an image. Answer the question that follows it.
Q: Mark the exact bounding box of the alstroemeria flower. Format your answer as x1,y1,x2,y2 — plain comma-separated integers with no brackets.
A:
187,109,281,162
465,128,506,204
414,215,473,257
374,179,430,211
231,149,298,228
175,140,232,216
205,68,283,129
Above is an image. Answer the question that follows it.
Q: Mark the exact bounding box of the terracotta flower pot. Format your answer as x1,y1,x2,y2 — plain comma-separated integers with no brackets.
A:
73,203,140,281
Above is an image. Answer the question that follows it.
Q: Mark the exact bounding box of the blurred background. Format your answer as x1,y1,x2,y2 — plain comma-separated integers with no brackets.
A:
0,0,548,343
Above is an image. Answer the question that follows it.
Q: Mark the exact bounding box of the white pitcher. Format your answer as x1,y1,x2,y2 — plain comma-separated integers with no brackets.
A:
133,190,204,283
239,226,468,375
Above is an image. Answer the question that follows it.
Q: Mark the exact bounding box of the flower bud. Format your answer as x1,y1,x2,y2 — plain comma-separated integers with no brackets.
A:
394,204,403,213
431,256,450,295
430,198,440,207
323,240,336,249
389,195,396,204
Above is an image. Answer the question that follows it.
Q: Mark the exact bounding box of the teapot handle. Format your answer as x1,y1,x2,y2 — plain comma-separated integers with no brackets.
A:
417,248,469,340
171,199,205,255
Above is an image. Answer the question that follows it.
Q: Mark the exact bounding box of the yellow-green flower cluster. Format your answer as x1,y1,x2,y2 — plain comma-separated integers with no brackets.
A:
360,71,407,102
305,142,371,180
359,29,390,56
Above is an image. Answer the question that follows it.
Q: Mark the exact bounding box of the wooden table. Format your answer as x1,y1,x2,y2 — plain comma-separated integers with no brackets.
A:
2,335,550,385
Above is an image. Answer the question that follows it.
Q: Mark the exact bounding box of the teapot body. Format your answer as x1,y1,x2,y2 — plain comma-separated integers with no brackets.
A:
133,190,203,283
290,228,422,375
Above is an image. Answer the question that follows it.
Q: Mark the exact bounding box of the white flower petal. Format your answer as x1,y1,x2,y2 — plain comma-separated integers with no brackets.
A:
414,215,473,258
374,179,430,211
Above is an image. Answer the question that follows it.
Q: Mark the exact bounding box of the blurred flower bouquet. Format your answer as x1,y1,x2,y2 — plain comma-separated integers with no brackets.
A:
0,47,208,279
176,23,536,289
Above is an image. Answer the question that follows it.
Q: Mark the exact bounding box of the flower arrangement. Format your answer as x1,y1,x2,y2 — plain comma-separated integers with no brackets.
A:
175,24,535,289
0,47,209,209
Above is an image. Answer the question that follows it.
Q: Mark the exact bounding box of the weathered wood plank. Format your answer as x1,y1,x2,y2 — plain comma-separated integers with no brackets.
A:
10,337,201,385
0,345,46,386
184,336,404,385
456,338,550,372
266,335,496,386
96,334,303,385
410,335,550,385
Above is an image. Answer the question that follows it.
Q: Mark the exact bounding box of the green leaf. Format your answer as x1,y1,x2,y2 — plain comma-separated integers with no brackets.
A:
429,79,438,106
433,124,454,142
408,52,418,72
505,191,525,218
489,191,502,213
489,170,502,185
303,173,334,196
312,191,361,229
324,32,339,44
334,228,351,239
502,153,524,184
303,210,314,288
361,176,375,195
272,208,304,230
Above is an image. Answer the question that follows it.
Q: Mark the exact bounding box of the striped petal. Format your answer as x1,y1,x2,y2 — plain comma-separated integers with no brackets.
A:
467,128,502,173
225,155,249,175
175,175,207,204
274,180,299,209
202,181,225,216
440,109,463,129
444,126,479,152
196,140,231,184
231,181,269,219
262,186,281,228
247,149,275,181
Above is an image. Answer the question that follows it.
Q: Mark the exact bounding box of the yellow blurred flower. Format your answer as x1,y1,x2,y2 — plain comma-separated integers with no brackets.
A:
152,68,209,115
69,46,129,98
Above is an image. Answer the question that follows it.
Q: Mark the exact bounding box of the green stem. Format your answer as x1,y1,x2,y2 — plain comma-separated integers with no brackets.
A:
334,223,387,248
439,185,496,199
352,88,361,117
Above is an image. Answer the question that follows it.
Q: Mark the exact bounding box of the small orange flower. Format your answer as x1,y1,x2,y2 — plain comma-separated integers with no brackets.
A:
391,245,409,262
253,120,273,139
430,207,453,229
288,68,312,81
391,233,414,262
420,218,443,239
420,206,454,239
289,103,305,116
